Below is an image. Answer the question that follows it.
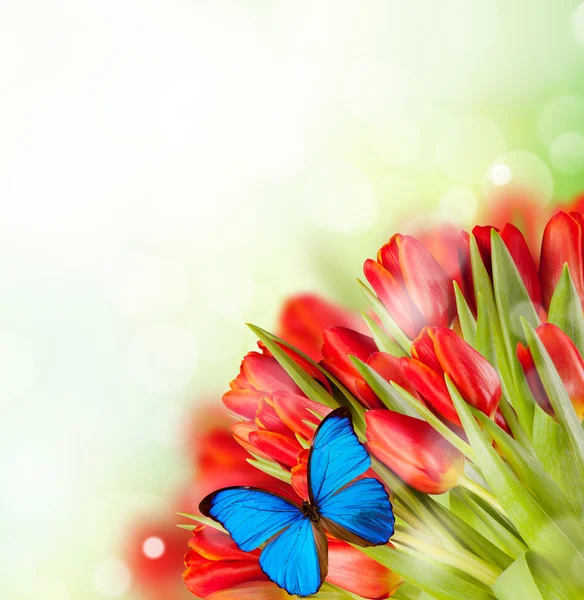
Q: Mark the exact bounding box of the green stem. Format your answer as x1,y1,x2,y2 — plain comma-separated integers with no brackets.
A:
458,473,507,518
392,532,501,586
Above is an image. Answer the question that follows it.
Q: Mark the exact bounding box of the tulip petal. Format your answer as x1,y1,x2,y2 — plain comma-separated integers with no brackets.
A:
290,448,310,500
255,396,293,437
270,390,330,439
398,236,456,329
457,230,477,314
242,352,302,395
205,582,290,600
183,560,268,598
367,351,422,401
277,293,362,362
248,430,302,467
400,358,461,426
327,540,402,598
222,388,264,420
364,258,427,339
378,234,405,282
500,223,541,308
433,328,501,418
411,327,442,374
540,212,584,310
231,422,273,462
187,527,260,562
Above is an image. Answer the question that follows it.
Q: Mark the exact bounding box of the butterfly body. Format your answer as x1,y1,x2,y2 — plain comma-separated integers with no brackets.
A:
200,407,394,597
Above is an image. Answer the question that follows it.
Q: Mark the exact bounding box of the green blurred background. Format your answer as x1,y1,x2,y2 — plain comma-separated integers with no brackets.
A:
3,0,584,598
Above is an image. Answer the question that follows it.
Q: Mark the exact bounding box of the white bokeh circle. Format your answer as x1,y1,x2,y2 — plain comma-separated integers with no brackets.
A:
142,536,166,559
484,151,554,204
304,163,377,233
549,132,584,174
93,558,132,598
537,95,584,145
127,325,197,394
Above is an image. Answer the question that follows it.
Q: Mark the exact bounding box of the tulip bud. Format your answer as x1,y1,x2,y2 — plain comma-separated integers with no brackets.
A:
366,410,465,494
517,323,584,421
327,540,402,598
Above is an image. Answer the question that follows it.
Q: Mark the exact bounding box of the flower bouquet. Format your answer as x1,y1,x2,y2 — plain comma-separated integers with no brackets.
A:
180,206,584,599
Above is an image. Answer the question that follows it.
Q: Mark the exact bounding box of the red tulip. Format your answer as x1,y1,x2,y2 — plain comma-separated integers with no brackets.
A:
402,327,501,426
366,409,465,494
183,526,268,598
321,327,384,409
517,323,584,420
328,540,402,598
277,293,363,361
414,224,463,289
206,582,292,599
364,234,456,339
540,211,584,311
223,352,302,419
459,224,541,314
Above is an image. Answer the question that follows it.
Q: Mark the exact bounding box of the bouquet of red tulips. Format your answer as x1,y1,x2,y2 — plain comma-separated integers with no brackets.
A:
180,206,584,599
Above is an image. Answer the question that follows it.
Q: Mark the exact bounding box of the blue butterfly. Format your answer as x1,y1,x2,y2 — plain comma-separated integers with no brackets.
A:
199,407,395,597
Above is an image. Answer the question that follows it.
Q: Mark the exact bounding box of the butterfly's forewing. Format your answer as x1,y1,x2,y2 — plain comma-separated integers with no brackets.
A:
199,487,303,552
260,518,328,597
308,407,371,505
308,407,394,546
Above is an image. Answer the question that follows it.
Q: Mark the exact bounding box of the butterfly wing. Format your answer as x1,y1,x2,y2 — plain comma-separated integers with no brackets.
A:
308,407,394,546
260,517,328,597
200,486,328,597
199,487,303,552
319,477,395,546
308,407,370,505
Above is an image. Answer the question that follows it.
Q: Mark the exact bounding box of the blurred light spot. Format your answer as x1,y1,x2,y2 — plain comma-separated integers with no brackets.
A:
435,114,506,183
151,404,188,448
0,334,35,402
101,253,189,318
127,325,197,394
484,151,553,204
439,186,479,224
489,163,512,186
537,95,584,145
343,58,409,124
304,163,377,233
142,536,166,559
93,558,132,598
549,132,584,174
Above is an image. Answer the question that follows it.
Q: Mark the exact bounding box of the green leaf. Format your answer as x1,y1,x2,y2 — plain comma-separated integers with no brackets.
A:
358,544,496,600
548,263,584,355
469,237,525,430
521,319,584,504
473,409,584,538
176,513,227,533
490,231,539,434
247,324,337,409
358,278,411,355
350,357,420,417
361,311,407,357
454,281,477,347
247,456,292,483
448,376,584,591
492,552,543,600
532,405,584,518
